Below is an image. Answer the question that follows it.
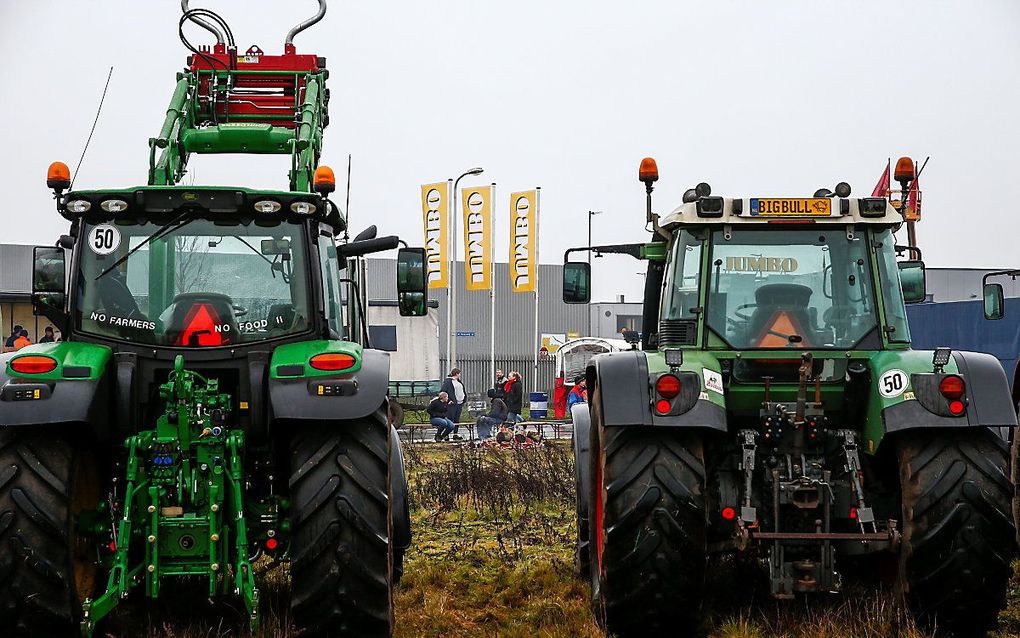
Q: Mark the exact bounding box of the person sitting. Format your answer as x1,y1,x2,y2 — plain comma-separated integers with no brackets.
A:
428,392,456,442
567,376,588,413
475,397,508,440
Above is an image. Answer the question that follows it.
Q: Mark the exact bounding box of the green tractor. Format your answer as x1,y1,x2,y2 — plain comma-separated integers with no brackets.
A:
0,2,429,636
564,158,1018,637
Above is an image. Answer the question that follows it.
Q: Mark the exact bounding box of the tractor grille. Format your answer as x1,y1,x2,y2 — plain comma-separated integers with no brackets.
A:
658,319,697,347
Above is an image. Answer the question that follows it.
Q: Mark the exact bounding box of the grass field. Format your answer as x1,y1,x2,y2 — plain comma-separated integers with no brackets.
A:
109,441,1020,637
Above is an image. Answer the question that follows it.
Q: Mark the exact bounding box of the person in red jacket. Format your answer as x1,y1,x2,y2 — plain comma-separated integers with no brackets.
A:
503,371,525,422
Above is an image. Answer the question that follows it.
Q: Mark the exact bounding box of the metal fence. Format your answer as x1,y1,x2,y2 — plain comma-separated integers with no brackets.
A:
439,356,557,399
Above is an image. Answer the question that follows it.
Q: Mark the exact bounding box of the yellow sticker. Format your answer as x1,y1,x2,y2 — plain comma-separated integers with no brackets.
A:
239,401,249,410
317,385,324,396
33,389,40,399
903,391,916,401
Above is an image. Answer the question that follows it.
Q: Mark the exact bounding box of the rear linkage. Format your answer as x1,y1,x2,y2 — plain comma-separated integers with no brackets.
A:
734,353,900,598
81,355,258,636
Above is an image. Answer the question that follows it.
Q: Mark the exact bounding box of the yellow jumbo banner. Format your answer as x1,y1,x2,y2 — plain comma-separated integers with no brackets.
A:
462,185,493,291
509,189,538,293
421,182,449,289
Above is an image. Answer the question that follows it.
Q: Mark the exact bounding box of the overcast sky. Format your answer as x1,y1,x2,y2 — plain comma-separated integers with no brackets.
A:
2,1,1019,301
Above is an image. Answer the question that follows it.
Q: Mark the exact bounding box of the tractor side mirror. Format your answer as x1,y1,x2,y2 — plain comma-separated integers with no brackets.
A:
983,282,1005,320
898,260,926,304
562,262,591,304
32,246,66,314
396,247,428,317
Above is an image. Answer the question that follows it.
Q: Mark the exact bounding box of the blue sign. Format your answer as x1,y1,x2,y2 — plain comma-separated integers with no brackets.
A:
455,331,476,337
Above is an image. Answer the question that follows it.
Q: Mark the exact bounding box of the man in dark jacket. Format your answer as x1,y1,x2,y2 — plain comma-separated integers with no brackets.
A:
428,392,456,441
440,368,467,439
503,371,525,422
475,397,507,440
490,369,507,400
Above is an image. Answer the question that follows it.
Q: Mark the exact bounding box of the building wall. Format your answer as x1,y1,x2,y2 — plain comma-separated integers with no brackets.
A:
366,258,588,360
0,300,51,344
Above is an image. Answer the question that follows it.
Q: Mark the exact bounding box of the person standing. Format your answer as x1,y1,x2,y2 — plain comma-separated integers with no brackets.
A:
490,368,507,400
428,392,456,442
441,368,467,440
504,371,525,423
567,376,588,413
39,326,56,343
13,329,31,350
4,325,22,353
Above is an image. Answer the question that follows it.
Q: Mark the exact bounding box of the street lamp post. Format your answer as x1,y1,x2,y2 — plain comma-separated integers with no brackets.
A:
448,166,484,371
587,210,603,337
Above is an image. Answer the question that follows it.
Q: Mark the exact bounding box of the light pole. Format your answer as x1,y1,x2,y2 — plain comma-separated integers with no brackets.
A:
448,166,484,371
587,210,602,337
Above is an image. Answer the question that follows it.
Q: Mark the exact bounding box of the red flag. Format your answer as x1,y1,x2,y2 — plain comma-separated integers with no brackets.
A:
871,160,890,197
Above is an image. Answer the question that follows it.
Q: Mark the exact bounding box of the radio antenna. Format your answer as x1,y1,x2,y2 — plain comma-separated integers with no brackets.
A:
71,66,114,190
343,153,352,242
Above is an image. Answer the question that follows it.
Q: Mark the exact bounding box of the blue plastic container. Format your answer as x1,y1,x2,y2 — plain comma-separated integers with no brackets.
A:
529,391,549,419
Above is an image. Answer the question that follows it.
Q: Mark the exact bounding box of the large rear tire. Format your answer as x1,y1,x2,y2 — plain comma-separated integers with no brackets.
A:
897,429,1015,636
0,428,100,636
571,404,592,579
289,418,393,637
588,401,707,637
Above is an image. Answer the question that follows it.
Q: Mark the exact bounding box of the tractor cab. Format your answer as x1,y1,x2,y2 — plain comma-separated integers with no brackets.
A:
656,195,923,355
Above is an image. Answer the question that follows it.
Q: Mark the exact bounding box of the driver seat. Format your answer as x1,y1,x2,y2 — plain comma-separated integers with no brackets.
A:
164,293,239,347
746,283,816,348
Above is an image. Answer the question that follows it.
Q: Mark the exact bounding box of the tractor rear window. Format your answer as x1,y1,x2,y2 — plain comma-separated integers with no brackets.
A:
705,228,879,350
76,219,312,346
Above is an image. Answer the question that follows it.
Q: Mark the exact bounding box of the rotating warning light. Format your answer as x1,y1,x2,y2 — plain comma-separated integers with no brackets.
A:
638,157,659,183
313,165,336,195
894,157,915,183
47,161,71,191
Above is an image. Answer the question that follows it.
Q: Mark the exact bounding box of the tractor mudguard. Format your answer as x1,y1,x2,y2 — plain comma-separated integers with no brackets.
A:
591,350,726,431
0,345,111,437
268,348,390,423
884,351,1018,435
389,425,411,554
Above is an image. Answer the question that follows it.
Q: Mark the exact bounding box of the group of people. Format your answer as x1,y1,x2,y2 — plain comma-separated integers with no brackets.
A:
426,368,527,442
2,325,57,353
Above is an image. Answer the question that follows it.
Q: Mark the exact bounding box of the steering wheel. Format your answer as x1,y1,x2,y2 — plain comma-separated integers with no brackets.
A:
733,303,757,322
98,275,146,320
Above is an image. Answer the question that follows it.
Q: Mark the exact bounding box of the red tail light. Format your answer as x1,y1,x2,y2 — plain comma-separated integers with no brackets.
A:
939,375,965,400
721,507,737,521
948,400,966,416
309,353,357,371
265,537,279,551
10,355,57,374
654,399,671,415
655,374,682,399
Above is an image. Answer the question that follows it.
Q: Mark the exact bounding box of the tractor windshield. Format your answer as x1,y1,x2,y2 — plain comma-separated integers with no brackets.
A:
694,228,879,349
76,218,314,346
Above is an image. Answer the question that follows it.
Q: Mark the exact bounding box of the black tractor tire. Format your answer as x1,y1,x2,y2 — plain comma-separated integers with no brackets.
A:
0,428,100,636
389,426,411,586
588,402,708,637
571,403,592,580
897,429,1015,637
289,418,393,637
